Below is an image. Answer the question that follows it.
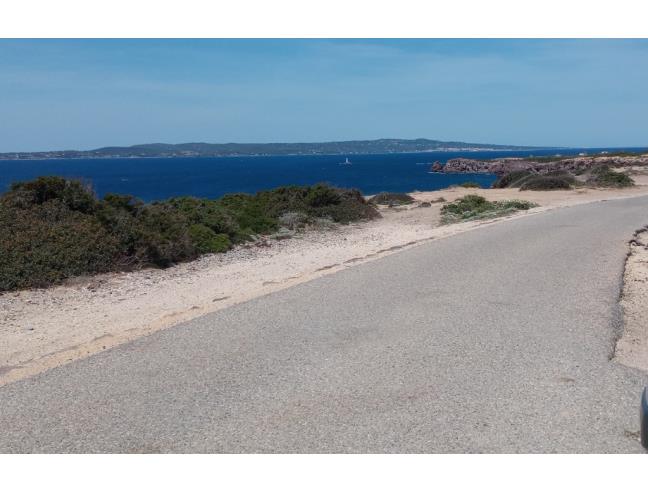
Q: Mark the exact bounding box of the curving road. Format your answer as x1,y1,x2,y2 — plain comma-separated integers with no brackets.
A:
1,196,648,453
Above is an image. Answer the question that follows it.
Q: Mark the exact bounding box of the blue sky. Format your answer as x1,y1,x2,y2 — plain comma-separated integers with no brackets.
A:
0,39,647,151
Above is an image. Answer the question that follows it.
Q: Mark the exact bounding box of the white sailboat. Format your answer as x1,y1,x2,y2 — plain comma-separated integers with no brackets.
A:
340,157,352,165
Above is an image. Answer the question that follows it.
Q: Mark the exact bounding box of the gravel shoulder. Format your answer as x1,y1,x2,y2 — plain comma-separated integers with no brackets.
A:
616,229,648,372
2,180,648,386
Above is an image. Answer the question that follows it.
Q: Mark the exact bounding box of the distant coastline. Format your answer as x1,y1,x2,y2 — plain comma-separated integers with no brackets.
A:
3,147,647,203
0,138,548,161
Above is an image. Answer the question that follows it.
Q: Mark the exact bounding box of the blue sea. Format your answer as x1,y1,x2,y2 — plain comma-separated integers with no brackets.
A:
0,147,645,202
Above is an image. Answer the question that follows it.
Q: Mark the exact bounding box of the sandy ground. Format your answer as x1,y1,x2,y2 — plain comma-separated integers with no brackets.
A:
616,228,648,372
3,179,648,386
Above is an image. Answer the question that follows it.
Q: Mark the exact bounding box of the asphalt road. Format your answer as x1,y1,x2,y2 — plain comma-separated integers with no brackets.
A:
2,196,648,453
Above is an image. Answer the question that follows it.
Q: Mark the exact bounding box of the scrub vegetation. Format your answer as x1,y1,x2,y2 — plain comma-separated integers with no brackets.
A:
586,165,635,188
368,192,415,206
493,166,634,191
0,177,379,291
440,194,537,224
519,175,574,191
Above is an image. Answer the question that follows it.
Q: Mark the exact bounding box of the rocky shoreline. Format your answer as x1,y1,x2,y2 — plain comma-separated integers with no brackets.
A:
433,154,648,175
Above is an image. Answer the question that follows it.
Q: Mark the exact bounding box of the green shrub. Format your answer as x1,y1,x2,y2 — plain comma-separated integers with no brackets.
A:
441,194,536,224
255,184,379,223
586,165,634,188
0,201,120,290
545,171,577,184
130,202,196,267
188,225,231,254
167,196,239,237
458,181,481,188
0,178,379,291
254,186,310,218
1,176,97,213
368,192,415,206
305,183,341,207
102,193,143,213
217,192,277,237
314,188,380,223
492,170,534,189
508,173,539,188
519,175,572,191
442,194,489,215
500,199,537,211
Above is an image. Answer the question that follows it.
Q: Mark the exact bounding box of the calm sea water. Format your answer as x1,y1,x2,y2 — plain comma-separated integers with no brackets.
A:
0,147,644,202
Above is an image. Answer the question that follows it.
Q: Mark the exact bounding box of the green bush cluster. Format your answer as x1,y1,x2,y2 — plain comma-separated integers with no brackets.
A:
545,171,577,184
491,170,534,188
440,194,536,224
491,162,638,191
493,171,576,190
457,181,481,188
586,165,634,188
519,175,573,191
368,192,415,206
0,177,378,291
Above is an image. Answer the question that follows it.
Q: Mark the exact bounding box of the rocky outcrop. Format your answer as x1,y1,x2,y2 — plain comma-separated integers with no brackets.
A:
429,161,443,172
539,155,648,174
440,158,490,173
439,154,648,176
441,158,533,174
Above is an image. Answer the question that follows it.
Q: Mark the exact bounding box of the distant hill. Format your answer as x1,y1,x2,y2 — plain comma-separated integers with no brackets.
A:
0,138,545,160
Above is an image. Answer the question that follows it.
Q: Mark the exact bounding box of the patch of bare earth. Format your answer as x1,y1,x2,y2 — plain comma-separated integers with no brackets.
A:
3,182,648,385
616,229,648,372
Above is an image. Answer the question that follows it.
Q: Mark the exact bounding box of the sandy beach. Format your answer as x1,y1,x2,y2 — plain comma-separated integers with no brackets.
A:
3,179,648,386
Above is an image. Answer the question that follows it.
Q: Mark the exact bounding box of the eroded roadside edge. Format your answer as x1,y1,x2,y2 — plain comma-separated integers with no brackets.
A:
614,227,648,372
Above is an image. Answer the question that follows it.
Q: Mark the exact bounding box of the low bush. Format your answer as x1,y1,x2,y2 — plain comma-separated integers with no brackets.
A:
368,192,415,206
545,171,576,181
0,201,121,290
0,178,378,291
188,225,231,254
440,194,536,224
167,196,239,237
305,183,341,207
491,170,534,189
316,188,380,222
519,175,573,191
442,194,489,215
217,192,277,238
3,176,97,213
586,165,634,188
458,181,481,188
132,202,199,266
